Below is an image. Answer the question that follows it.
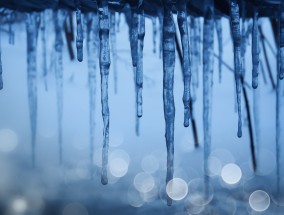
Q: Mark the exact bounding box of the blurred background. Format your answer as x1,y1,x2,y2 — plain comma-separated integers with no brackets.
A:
0,8,283,215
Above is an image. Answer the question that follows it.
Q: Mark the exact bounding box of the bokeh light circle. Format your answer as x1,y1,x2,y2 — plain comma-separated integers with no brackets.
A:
166,178,188,201
221,163,242,185
109,157,128,178
249,190,270,212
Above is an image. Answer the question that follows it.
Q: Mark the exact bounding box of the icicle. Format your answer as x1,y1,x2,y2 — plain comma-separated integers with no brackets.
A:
0,22,3,90
53,10,64,165
26,12,40,167
76,4,83,62
241,18,247,79
215,17,223,83
152,17,157,53
276,4,284,192
230,0,242,138
8,12,15,45
86,12,99,172
197,18,202,65
116,13,121,33
158,11,163,59
41,11,48,91
253,87,260,164
191,17,199,96
130,6,140,135
177,0,191,127
136,7,145,118
279,2,284,80
252,7,259,89
276,57,284,193
130,9,138,69
110,12,118,94
99,0,111,185
203,2,214,184
162,0,175,206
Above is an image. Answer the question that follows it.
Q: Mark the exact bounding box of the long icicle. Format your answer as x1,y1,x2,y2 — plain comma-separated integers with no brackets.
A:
177,0,191,127
99,0,111,185
26,12,40,168
137,5,145,118
8,12,15,45
76,1,83,62
110,11,118,94
279,1,284,80
53,10,64,165
230,0,242,138
215,17,223,83
276,60,284,194
203,0,214,185
86,12,99,175
158,10,163,59
276,4,284,194
0,21,3,90
253,87,260,164
191,17,199,99
197,18,202,66
162,0,175,206
41,11,48,91
152,17,157,54
130,5,140,135
252,7,259,89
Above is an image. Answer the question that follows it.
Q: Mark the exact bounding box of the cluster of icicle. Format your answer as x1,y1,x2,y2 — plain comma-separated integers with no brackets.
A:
1,0,284,206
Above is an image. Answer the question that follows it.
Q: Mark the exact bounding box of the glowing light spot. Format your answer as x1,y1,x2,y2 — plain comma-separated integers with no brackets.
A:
188,178,214,206
166,178,188,201
109,157,128,178
141,155,159,173
249,190,270,212
0,129,18,153
62,203,88,215
134,172,155,193
11,198,28,214
221,163,242,185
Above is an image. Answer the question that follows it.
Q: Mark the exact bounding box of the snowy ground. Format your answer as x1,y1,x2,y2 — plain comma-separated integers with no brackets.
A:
0,12,283,214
